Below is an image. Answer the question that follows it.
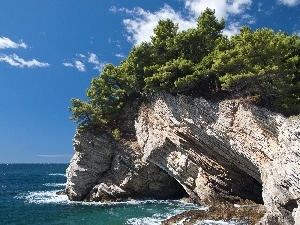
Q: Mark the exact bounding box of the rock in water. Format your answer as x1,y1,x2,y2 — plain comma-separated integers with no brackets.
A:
66,91,300,224
66,99,185,202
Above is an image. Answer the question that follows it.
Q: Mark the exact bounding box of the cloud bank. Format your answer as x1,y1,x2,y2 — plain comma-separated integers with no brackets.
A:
113,0,254,45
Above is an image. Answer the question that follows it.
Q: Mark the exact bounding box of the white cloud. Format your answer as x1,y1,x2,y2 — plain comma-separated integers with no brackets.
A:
88,53,99,65
242,14,256,24
77,53,86,58
75,60,85,72
184,0,252,20
118,0,253,45
63,53,104,72
278,0,300,6
0,37,28,49
115,53,125,58
223,21,242,37
185,0,226,19
62,62,73,67
121,4,196,45
109,6,117,13
0,36,51,69
88,53,104,71
258,2,263,12
0,54,20,67
0,54,49,68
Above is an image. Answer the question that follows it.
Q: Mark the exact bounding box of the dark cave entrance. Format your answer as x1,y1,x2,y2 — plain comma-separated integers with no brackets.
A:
224,167,264,205
142,165,189,200
151,163,264,204
169,179,189,199
152,175,188,200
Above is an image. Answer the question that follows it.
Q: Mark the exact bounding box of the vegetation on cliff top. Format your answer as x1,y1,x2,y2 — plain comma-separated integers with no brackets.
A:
70,8,300,128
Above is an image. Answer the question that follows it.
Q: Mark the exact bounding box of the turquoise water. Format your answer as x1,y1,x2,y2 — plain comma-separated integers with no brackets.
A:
0,164,248,224
0,164,205,225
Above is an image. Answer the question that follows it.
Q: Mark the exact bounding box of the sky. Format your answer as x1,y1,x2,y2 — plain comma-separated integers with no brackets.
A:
0,0,299,163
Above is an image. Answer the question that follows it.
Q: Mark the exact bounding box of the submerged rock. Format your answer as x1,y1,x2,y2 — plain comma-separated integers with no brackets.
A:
55,190,66,195
162,201,266,225
66,91,300,224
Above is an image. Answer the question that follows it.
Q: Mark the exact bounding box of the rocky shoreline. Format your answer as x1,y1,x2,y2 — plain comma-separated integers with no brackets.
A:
65,91,300,224
162,201,266,225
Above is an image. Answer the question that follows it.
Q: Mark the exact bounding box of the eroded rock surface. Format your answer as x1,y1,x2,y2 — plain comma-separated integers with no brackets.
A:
66,91,300,224
135,92,300,224
66,100,186,202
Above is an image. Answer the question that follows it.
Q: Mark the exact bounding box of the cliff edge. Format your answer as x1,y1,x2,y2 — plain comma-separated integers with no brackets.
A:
66,91,300,224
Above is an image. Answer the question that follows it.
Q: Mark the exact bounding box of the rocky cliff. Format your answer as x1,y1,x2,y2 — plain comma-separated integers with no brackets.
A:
66,91,300,224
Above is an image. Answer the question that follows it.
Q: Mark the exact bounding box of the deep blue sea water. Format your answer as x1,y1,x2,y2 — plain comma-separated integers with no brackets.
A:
0,164,245,225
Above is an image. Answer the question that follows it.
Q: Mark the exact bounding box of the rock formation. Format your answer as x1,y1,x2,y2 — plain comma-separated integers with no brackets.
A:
66,100,185,202
66,91,300,224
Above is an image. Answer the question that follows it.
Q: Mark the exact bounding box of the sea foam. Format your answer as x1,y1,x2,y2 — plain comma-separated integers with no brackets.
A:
43,183,66,187
15,189,245,224
16,190,69,204
16,189,203,209
48,173,66,177
126,216,165,225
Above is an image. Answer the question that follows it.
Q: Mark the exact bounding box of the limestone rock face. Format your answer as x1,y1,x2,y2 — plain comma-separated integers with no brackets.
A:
66,130,185,202
66,91,299,224
66,132,115,200
135,92,300,224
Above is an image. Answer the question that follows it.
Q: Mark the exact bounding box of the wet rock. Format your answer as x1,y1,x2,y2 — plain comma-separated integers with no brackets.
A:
162,201,266,225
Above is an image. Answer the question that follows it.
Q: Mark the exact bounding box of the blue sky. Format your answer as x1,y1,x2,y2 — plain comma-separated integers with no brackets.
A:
0,0,299,163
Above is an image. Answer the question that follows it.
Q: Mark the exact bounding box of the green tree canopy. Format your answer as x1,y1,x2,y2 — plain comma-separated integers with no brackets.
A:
213,27,300,114
70,8,300,129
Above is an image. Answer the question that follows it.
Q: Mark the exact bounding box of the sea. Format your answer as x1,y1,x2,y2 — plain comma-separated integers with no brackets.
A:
0,164,245,225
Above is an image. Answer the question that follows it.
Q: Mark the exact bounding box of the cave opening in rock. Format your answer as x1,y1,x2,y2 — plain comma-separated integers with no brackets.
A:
234,176,264,204
169,179,189,200
232,169,264,205
149,175,189,200
141,165,189,201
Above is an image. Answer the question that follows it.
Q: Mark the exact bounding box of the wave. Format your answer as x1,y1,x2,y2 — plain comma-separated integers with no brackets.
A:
125,200,204,225
43,183,66,187
16,190,69,205
15,190,203,209
126,215,166,225
48,173,66,177
15,191,245,224
127,215,247,225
